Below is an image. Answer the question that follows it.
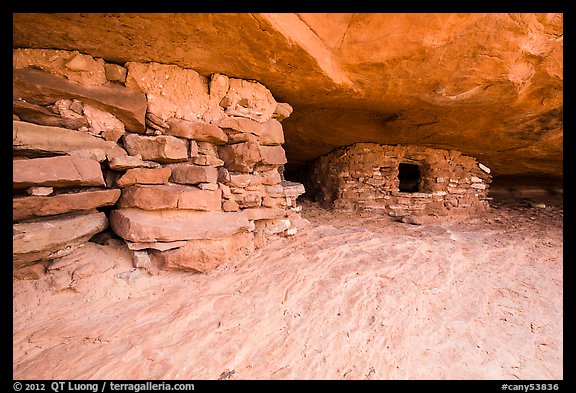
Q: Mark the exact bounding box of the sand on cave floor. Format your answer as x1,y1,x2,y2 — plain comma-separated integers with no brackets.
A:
13,198,563,380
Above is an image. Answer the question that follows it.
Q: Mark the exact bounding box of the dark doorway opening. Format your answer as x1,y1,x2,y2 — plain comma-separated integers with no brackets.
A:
398,163,420,193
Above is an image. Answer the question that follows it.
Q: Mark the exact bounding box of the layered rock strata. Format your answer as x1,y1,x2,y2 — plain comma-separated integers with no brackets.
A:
13,48,305,278
306,143,491,217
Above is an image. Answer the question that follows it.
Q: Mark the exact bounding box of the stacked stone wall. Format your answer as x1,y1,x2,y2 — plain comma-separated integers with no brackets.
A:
13,48,305,279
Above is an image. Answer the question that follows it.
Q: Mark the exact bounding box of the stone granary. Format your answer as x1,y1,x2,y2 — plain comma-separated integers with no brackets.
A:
306,143,492,217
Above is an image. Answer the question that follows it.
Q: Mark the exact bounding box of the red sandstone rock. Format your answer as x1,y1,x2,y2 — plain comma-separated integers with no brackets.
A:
83,104,125,139
115,167,172,188
125,240,187,251
204,73,229,123
13,68,146,132
26,186,53,196
13,121,127,160
167,164,218,185
13,99,89,130
254,217,292,235
125,62,209,122
118,184,222,211
166,118,228,144
108,155,161,170
190,155,224,167
151,232,255,273
13,189,121,222
47,242,120,280
13,156,105,190
104,63,127,83
13,211,108,269
218,116,261,134
257,119,285,145
228,174,263,188
272,102,293,121
240,207,287,220
13,263,46,280
110,208,251,242
222,199,240,212
223,78,277,123
218,141,262,173
258,145,287,165
282,181,306,197
261,170,282,185
13,49,107,86
123,134,189,163
218,117,284,145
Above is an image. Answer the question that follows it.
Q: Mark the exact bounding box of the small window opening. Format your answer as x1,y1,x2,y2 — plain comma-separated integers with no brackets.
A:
398,163,420,193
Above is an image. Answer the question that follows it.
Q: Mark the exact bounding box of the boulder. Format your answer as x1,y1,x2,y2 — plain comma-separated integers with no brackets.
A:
151,232,255,273
13,211,108,269
13,68,146,132
110,208,252,242
13,121,127,160
123,134,189,163
13,156,105,189
13,189,121,222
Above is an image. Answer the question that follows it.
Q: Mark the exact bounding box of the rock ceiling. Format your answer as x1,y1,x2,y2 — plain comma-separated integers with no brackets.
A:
13,13,563,177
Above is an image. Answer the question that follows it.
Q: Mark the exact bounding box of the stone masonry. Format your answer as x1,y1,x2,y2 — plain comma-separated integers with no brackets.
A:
306,143,492,217
13,48,305,278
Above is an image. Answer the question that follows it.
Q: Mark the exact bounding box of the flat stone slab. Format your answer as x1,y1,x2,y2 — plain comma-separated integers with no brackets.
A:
123,134,189,163
13,120,127,160
166,118,227,144
13,68,146,132
13,156,105,190
167,164,218,185
13,211,108,269
13,188,120,222
125,240,187,252
151,232,254,273
240,207,287,220
108,155,161,170
13,99,89,130
110,208,251,242
115,167,172,188
118,184,222,211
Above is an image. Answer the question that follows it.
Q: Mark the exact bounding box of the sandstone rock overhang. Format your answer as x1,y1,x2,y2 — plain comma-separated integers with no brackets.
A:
13,13,563,177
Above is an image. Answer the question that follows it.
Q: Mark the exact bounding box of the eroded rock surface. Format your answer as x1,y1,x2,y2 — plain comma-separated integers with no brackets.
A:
12,13,563,177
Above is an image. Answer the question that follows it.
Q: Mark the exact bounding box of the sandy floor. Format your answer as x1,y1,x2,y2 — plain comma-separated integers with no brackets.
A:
13,198,563,380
